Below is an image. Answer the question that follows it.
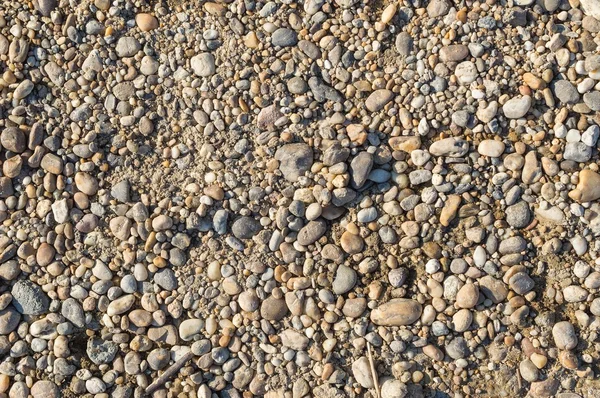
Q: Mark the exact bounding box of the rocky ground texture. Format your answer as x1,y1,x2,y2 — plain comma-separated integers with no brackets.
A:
1,0,600,397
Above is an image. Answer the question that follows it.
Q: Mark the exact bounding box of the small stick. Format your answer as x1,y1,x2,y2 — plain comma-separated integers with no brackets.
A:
516,368,523,390
367,342,381,398
145,350,194,395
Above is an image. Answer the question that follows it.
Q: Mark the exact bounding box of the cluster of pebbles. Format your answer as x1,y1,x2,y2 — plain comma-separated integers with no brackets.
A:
2,0,600,396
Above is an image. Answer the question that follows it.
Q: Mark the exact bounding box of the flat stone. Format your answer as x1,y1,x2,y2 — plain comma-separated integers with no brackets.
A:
580,0,600,20
260,297,288,321
0,307,20,334
477,140,505,157
332,264,357,295
503,96,531,118
297,220,327,246
275,143,313,182
11,280,49,315
506,201,531,228
232,216,262,240
429,137,469,157
365,89,394,112
87,338,119,365
115,37,141,57
439,45,469,62
563,142,592,162
352,357,374,388
455,61,478,84
280,329,309,350
427,0,450,17
271,28,297,47
179,319,203,341
349,152,373,189
553,80,580,104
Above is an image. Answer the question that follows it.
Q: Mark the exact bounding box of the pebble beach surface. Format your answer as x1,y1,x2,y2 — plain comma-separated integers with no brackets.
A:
1,0,600,397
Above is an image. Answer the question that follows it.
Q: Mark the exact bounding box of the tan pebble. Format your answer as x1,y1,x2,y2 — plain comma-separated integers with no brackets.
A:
530,352,547,369
370,298,422,326
381,3,397,24
423,344,444,361
136,13,158,32
569,169,600,203
340,231,364,254
244,31,259,48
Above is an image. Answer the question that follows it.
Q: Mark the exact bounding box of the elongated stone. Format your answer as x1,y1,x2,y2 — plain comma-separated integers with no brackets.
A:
370,299,422,326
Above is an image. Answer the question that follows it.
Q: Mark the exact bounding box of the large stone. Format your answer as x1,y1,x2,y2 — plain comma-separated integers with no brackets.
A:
552,321,578,350
581,0,600,20
275,143,313,182
351,357,374,388
503,96,531,119
429,137,469,157
191,53,216,77
11,280,50,315
370,299,422,326
365,89,394,112
0,307,20,334
569,169,600,202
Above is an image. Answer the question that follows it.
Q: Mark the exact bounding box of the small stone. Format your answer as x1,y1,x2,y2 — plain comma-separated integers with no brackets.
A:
179,319,203,341
1,127,26,153
35,0,57,16
395,32,412,56
232,217,262,240
115,37,141,57
0,308,20,334
380,378,407,398
297,220,327,246
509,272,534,295
31,381,59,398
87,338,119,365
506,201,531,228
563,142,592,163
13,79,34,99
280,329,309,350
439,45,469,62
340,231,364,254
455,61,478,85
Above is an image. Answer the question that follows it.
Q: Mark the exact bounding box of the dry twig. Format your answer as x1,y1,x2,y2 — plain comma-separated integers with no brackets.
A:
367,342,381,398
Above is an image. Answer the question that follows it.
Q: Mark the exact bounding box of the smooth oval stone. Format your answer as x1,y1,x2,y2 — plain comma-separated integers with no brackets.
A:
365,89,394,112
370,298,422,326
